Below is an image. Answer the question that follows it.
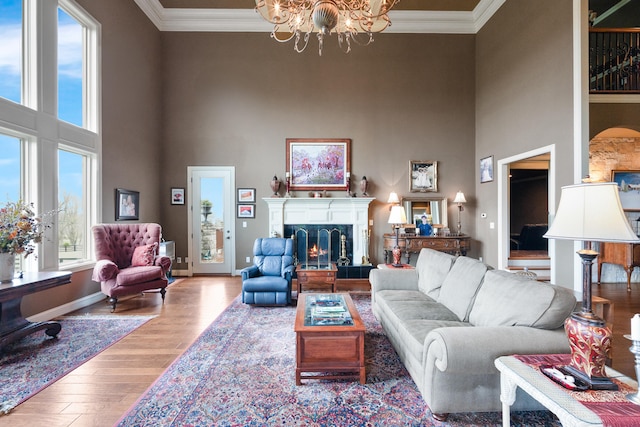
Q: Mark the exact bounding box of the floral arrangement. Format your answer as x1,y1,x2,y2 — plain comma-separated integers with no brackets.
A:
0,201,54,257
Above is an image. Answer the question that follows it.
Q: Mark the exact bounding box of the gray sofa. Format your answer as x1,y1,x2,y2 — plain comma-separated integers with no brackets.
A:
369,248,576,420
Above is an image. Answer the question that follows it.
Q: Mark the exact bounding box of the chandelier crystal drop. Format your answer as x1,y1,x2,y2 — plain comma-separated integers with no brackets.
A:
255,0,400,56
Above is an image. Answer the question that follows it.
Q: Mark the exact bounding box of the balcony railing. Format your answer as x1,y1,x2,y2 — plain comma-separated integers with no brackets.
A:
590,28,640,94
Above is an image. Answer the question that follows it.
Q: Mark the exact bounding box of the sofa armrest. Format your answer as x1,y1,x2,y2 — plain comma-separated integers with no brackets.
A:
154,255,172,272
369,268,419,293
240,265,259,280
424,326,570,375
92,259,119,282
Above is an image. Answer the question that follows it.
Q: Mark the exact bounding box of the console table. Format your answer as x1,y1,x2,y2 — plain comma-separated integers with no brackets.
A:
0,271,72,348
383,234,470,264
597,242,640,292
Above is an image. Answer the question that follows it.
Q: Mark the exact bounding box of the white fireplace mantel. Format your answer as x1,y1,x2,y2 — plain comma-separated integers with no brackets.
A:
263,197,375,266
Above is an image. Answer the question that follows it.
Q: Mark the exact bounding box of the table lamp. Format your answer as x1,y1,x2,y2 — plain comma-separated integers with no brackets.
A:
453,191,466,235
544,182,640,389
388,205,407,266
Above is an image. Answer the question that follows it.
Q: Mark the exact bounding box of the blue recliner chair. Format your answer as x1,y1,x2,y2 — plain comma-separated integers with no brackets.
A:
241,237,294,305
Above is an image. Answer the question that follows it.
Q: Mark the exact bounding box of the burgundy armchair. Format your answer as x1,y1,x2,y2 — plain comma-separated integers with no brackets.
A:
92,223,171,312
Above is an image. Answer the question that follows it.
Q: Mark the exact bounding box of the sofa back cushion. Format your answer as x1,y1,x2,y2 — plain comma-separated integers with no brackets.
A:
416,249,456,299
437,256,488,321
469,270,576,329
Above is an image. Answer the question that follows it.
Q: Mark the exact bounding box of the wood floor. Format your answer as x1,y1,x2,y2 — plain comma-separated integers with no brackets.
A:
3,276,640,426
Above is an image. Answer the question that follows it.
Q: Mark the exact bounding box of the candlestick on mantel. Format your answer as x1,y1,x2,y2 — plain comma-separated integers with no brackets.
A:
632,314,640,341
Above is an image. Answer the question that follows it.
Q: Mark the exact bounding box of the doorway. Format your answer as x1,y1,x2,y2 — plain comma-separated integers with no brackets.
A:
497,145,556,281
187,166,235,275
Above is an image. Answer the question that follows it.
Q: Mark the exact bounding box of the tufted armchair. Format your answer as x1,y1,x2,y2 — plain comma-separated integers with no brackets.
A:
241,238,294,305
92,223,172,312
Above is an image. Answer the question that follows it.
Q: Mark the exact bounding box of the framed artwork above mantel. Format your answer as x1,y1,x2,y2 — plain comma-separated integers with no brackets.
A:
286,138,350,191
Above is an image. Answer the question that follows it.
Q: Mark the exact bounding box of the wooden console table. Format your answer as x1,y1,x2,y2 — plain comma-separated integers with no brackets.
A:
597,242,640,291
296,263,338,294
0,271,72,348
383,234,470,264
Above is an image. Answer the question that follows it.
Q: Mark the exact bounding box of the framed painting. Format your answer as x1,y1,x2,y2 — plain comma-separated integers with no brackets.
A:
612,170,640,210
480,155,494,183
409,160,438,193
237,204,255,218
286,138,351,191
115,188,139,220
171,187,185,205
237,188,256,203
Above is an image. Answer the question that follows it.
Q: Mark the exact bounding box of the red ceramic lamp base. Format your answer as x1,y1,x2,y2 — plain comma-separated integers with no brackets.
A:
392,246,402,267
564,313,618,390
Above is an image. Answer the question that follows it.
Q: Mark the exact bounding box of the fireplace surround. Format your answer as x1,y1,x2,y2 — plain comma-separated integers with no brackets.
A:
263,197,375,266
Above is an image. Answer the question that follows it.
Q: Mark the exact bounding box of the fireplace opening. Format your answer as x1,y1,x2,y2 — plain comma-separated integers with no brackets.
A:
284,224,353,268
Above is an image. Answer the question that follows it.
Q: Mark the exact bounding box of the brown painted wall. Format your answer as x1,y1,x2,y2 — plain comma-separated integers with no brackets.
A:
158,32,477,267
475,0,575,284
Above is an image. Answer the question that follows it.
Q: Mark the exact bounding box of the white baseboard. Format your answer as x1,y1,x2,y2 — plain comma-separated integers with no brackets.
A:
27,291,106,323
171,269,189,277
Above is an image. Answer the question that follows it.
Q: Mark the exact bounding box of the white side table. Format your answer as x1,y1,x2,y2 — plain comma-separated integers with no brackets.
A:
494,355,637,427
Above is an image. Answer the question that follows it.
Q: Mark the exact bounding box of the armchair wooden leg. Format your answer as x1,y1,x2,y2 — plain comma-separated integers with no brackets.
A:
108,297,118,313
160,287,167,302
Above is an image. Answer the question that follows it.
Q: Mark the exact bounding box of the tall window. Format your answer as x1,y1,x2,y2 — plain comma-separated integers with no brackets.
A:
0,0,100,271
57,7,83,127
0,0,22,104
0,134,21,202
58,149,87,266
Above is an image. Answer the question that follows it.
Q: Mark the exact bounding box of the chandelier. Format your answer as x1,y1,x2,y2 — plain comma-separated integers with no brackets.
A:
255,0,400,55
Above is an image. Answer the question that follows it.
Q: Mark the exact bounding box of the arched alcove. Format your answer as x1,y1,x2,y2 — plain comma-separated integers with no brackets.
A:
589,126,640,284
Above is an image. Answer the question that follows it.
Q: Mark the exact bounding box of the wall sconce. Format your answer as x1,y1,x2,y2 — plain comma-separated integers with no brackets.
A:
453,191,466,235
387,191,400,205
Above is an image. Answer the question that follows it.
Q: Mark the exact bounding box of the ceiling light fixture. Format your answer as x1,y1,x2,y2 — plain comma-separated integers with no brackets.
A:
255,0,400,56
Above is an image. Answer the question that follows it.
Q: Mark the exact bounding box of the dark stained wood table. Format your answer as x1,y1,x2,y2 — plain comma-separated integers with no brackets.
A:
0,271,72,348
295,263,338,294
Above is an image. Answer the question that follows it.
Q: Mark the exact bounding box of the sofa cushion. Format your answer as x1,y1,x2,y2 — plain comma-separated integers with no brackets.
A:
416,249,456,299
398,319,470,365
437,256,488,321
376,290,460,323
469,270,576,329
115,265,163,286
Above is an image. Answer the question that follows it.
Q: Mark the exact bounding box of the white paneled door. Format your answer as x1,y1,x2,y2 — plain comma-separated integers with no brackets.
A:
188,167,235,275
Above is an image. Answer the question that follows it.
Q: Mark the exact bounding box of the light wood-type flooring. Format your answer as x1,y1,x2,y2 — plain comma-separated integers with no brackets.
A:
2,276,640,427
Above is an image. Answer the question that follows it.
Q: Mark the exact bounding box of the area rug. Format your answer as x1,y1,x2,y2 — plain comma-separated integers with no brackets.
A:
118,296,561,427
0,314,154,415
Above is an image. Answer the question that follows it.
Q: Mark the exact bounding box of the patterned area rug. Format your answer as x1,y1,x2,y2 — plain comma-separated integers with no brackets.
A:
118,296,561,426
0,314,154,415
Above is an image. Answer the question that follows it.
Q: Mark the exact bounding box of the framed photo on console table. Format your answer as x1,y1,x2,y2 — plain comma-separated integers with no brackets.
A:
410,160,438,193
612,170,640,210
286,138,351,191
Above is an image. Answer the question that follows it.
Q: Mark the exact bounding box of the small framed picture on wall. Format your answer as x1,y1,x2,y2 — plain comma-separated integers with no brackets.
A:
171,188,185,205
480,156,494,183
237,204,255,218
115,188,139,220
237,188,256,203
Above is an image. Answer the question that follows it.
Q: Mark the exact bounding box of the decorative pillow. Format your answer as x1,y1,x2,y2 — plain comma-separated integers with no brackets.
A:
131,243,157,266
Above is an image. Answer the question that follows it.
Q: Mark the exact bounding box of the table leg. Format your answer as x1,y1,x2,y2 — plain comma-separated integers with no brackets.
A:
499,371,517,427
0,297,62,348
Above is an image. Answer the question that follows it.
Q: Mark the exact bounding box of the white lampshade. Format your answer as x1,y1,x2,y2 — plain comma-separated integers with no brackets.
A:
387,192,400,204
388,205,407,225
453,191,467,204
544,182,640,243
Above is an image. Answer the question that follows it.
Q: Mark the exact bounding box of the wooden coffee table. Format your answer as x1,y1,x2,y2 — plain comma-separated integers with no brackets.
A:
294,293,366,385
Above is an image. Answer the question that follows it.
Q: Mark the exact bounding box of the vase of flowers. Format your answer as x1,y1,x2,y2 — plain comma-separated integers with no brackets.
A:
0,201,52,282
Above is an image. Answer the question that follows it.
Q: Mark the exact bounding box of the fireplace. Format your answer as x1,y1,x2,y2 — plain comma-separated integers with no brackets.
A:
262,197,374,266
284,224,353,267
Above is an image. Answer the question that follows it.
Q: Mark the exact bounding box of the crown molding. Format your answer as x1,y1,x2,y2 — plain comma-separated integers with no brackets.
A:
134,0,505,34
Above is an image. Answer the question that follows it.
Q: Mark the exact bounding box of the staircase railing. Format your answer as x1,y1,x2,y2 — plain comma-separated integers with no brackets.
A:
590,28,640,94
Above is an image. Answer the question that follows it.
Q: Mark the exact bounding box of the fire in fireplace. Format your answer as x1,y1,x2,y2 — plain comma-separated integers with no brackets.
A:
284,224,353,268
